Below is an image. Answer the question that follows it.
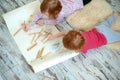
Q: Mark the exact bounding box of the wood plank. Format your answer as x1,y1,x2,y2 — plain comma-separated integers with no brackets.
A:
0,59,9,74
0,6,4,15
11,65,31,80
0,0,15,12
0,74,6,80
0,46,18,69
3,70,20,80
0,0,120,80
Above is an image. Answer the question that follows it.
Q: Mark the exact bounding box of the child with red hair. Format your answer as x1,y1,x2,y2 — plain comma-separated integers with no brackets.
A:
23,0,91,31
48,11,120,53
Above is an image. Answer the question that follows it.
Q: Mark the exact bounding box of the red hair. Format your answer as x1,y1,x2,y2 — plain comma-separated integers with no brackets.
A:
40,0,62,19
63,30,85,51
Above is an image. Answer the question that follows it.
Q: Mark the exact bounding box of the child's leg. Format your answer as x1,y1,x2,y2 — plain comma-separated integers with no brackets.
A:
96,14,120,43
96,14,117,28
98,27,120,43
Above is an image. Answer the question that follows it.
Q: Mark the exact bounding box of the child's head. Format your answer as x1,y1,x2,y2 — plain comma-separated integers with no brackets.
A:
40,0,62,19
63,30,85,52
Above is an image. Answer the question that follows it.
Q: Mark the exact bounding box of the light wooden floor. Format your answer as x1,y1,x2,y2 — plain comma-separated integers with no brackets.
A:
0,0,120,80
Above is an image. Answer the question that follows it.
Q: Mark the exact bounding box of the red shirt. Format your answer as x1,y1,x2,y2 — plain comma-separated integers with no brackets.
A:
81,28,107,53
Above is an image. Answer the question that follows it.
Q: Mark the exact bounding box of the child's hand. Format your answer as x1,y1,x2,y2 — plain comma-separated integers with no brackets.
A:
36,19,44,25
21,22,28,32
21,21,32,32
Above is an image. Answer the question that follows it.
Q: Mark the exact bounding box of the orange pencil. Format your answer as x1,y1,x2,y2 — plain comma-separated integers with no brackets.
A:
14,28,22,36
27,43,37,51
36,47,44,58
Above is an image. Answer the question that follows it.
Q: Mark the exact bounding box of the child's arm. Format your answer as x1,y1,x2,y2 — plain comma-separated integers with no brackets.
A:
30,12,43,25
34,15,64,25
43,19,58,25
43,15,64,25
47,31,68,41
34,10,66,25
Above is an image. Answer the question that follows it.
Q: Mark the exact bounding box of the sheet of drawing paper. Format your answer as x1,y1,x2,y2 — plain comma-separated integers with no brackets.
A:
3,0,78,73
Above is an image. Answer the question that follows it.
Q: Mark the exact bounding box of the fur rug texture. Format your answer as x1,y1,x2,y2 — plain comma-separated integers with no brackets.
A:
67,0,120,50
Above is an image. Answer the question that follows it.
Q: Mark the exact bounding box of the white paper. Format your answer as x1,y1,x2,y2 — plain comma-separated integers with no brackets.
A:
3,0,78,73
